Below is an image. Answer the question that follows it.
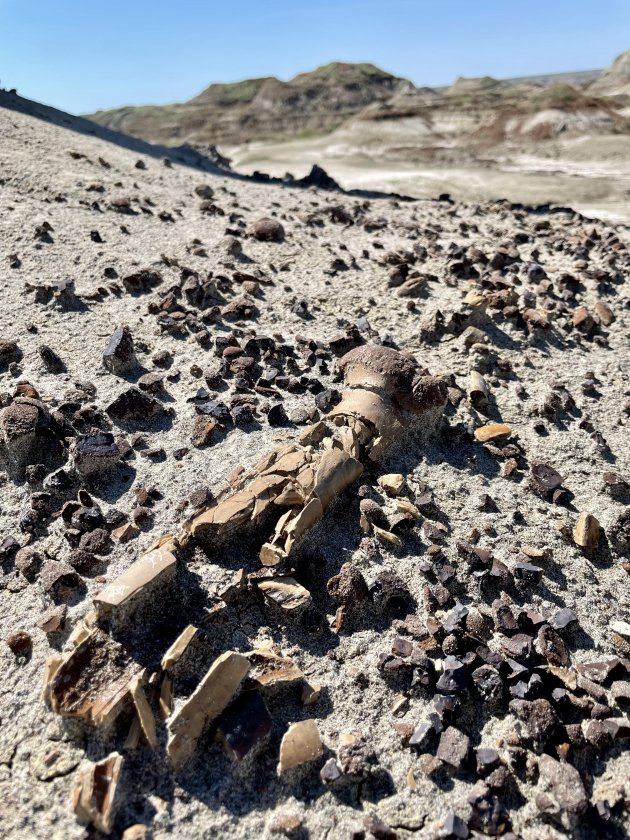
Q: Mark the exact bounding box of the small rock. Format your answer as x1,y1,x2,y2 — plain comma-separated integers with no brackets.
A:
250,217,285,243
327,563,369,605
509,698,559,749
474,423,511,442
106,388,163,422
103,326,137,375
37,604,67,633
15,546,42,580
79,528,111,555
67,549,100,575
40,560,80,598
537,753,587,814
191,416,217,448
71,431,120,476
6,629,32,656
436,726,470,769
38,345,66,373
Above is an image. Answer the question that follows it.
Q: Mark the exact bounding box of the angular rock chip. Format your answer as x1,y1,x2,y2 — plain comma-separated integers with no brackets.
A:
216,689,272,760
73,752,124,834
105,387,164,423
436,726,470,769
71,431,120,476
538,625,570,666
167,650,250,769
277,719,323,773
103,326,137,375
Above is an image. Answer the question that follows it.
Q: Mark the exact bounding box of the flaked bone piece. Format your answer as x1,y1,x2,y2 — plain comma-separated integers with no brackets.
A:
166,650,250,769
94,541,177,614
256,576,312,611
278,719,323,773
73,752,124,834
161,625,198,670
46,628,142,726
246,645,304,687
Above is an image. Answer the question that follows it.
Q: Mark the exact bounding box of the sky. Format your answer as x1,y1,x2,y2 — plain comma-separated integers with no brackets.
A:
1,0,629,114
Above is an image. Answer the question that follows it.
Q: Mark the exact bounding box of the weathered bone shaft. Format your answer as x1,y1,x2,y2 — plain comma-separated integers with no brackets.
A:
185,346,447,565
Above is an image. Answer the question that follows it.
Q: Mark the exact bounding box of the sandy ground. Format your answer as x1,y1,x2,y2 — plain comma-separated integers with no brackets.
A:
0,100,629,840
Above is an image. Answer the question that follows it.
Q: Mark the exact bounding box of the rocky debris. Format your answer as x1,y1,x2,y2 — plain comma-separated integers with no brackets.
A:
103,326,137,375
2,104,630,840
277,719,323,772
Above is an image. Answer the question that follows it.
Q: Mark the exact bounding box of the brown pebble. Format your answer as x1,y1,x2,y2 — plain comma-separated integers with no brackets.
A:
6,629,32,655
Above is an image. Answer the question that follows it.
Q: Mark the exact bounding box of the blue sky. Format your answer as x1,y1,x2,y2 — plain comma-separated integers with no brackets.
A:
1,0,628,114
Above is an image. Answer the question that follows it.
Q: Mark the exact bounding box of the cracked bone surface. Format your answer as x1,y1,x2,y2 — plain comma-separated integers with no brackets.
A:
186,345,447,566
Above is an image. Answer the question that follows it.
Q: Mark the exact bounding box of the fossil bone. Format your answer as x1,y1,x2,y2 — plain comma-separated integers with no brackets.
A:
186,345,447,566
44,346,447,812
72,752,124,834
166,650,250,769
